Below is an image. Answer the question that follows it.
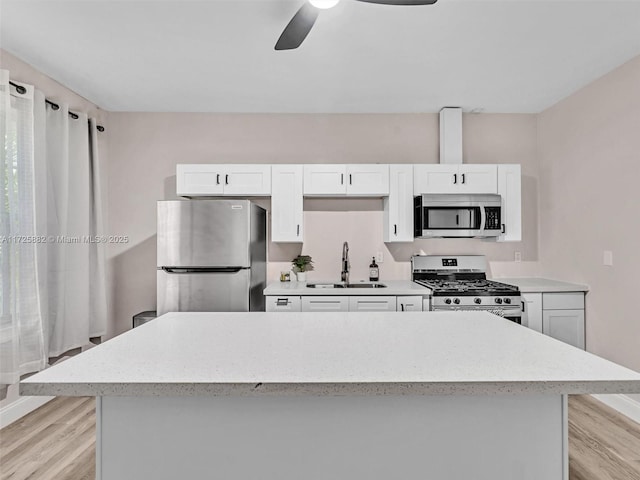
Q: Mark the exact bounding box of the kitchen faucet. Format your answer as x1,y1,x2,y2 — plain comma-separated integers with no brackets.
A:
341,241,349,283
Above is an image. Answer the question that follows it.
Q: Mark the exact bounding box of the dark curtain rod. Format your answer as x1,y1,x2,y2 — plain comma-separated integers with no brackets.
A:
9,80,105,132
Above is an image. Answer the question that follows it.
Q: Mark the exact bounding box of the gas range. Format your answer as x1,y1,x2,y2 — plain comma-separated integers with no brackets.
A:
412,255,522,322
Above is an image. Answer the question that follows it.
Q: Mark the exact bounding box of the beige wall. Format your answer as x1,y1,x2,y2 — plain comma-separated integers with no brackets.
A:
538,55,640,403
106,112,539,335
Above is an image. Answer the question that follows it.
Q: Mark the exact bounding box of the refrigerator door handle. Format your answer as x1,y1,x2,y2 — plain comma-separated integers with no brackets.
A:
161,267,244,274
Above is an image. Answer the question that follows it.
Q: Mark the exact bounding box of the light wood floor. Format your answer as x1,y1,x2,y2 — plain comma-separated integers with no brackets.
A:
1,395,639,479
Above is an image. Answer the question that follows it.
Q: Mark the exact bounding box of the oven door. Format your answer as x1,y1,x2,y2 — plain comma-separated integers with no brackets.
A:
431,305,522,324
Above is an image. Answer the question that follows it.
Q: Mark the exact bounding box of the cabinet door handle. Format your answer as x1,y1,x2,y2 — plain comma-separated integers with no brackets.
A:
341,173,344,185
394,224,398,235
349,174,352,185
501,223,506,234
461,173,466,184
296,224,300,236
401,304,405,311
216,174,221,185
453,173,457,184
225,174,229,185
522,301,526,312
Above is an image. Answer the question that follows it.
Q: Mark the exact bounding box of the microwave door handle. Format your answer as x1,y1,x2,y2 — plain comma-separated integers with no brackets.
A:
479,206,487,232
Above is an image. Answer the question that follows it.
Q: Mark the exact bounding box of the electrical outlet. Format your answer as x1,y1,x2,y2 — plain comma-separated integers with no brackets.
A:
376,252,384,263
514,251,522,263
603,250,613,266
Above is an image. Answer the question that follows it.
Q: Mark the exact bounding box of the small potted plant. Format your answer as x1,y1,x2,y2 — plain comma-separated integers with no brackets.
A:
291,255,313,283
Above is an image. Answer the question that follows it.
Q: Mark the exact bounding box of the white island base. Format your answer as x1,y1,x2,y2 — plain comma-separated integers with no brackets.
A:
98,394,566,480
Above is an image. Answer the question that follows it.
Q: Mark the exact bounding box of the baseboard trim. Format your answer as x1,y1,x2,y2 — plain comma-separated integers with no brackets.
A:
591,394,640,424
0,395,55,429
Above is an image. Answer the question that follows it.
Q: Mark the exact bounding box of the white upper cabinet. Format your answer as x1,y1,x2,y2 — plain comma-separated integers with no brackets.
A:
303,165,346,195
176,164,224,196
222,165,272,196
497,164,522,242
413,165,498,194
303,164,389,196
271,165,303,243
384,164,414,243
177,164,271,197
346,164,390,196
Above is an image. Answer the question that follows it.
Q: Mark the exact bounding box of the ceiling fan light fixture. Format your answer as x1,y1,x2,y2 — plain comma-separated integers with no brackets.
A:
309,0,340,9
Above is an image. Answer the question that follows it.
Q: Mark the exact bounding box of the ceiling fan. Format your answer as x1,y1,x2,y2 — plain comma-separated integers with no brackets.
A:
275,0,438,51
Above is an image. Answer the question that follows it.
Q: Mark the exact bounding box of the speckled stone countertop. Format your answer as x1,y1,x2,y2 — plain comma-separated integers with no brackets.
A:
264,280,431,296
493,277,589,293
21,312,640,397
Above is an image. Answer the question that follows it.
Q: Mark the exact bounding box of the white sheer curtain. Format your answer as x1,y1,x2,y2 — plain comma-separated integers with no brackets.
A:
45,103,107,356
0,69,108,387
0,71,47,385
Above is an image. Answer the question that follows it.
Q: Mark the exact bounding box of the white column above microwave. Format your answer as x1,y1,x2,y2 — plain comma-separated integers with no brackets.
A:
440,107,463,165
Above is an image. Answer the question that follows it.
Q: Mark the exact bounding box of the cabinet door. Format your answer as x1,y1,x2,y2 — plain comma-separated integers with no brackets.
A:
303,165,347,196
521,293,543,332
457,165,498,194
497,164,521,242
301,296,349,312
396,296,423,312
265,296,301,312
223,165,271,196
348,296,397,312
271,165,303,243
543,309,585,349
413,165,459,193
176,164,224,196
384,164,414,243
346,165,389,196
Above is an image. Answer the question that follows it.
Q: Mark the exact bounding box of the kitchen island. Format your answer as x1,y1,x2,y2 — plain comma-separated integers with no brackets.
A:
21,312,640,480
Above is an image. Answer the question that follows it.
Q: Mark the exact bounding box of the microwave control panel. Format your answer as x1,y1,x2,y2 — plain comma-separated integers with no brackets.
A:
485,207,501,230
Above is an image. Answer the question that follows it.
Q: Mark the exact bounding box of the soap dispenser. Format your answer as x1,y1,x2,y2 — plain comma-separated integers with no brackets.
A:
369,257,379,282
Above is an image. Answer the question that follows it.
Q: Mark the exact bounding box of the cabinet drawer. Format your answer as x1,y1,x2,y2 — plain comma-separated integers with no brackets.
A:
301,296,349,312
397,296,424,312
265,296,301,312
542,293,584,310
348,296,396,312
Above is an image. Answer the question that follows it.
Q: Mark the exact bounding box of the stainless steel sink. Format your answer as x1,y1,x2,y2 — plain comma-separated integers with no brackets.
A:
345,283,387,288
306,283,386,289
306,283,346,289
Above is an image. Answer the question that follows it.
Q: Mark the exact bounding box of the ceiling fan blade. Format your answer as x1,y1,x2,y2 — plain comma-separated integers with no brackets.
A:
355,0,437,5
275,3,320,51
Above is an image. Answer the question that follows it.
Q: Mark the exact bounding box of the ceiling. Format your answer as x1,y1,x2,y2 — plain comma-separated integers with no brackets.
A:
1,0,640,113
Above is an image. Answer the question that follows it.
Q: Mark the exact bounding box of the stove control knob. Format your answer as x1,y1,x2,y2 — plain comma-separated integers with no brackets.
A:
444,298,452,305
494,298,503,304
474,298,482,304
454,298,461,305
503,298,511,304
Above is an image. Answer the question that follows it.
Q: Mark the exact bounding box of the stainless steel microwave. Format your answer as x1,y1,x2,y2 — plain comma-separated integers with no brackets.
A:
414,194,503,238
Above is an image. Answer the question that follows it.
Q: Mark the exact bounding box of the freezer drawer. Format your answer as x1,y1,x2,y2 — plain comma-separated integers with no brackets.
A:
157,269,250,315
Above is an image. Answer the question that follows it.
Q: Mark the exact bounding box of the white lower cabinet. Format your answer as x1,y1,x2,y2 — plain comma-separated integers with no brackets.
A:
521,293,543,333
265,296,302,313
266,295,432,312
542,309,585,350
397,296,424,312
521,292,585,350
542,293,585,350
348,296,397,312
301,296,349,312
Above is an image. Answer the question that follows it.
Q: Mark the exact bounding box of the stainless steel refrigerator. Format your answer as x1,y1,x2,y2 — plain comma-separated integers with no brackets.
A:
157,200,266,315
